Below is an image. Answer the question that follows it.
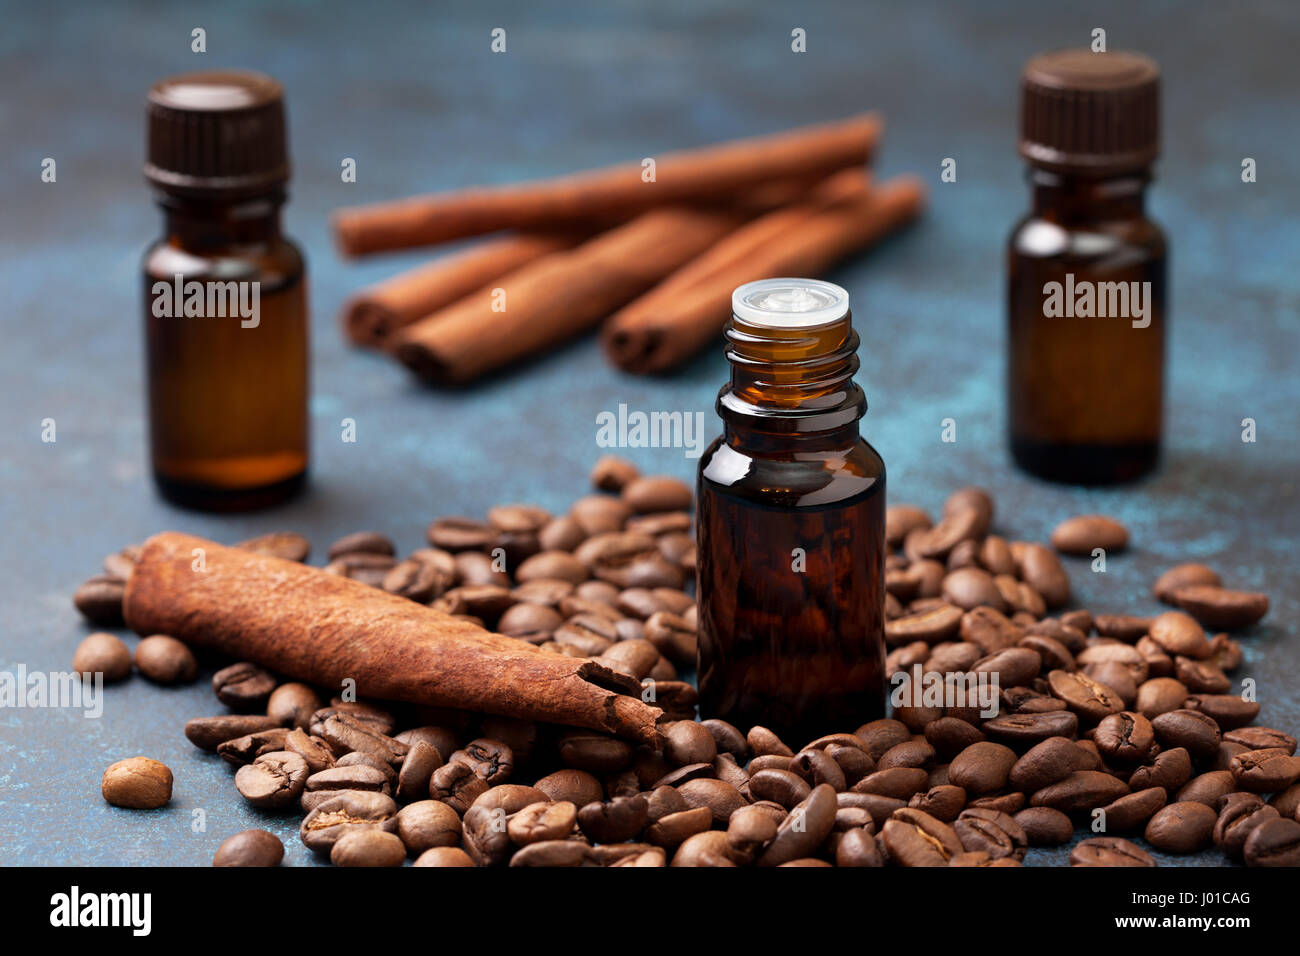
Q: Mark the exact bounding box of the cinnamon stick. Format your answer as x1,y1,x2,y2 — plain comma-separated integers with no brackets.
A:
392,206,742,384
603,174,926,375
123,532,663,744
334,113,881,255
342,233,581,348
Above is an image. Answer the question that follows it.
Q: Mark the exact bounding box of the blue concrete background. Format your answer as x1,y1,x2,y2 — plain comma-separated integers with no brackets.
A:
0,0,1297,866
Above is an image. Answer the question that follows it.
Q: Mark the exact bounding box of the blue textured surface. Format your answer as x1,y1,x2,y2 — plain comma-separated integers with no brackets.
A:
0,0,1297,867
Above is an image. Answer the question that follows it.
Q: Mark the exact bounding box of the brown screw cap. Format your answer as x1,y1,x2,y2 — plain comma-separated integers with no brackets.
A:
1019,49,1160,175
145,70,290,197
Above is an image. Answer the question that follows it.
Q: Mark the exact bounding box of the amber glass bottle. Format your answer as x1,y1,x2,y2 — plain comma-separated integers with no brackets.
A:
143,71,309,510
1008,50,1166,484
696,279,886,744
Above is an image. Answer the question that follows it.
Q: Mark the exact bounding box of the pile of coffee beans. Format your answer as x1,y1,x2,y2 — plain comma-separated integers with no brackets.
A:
76,458,1298,866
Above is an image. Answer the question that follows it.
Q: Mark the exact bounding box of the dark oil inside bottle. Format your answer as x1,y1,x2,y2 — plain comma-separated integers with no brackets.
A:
696,297,886,744
1007,170,1166,484
143,195,309,511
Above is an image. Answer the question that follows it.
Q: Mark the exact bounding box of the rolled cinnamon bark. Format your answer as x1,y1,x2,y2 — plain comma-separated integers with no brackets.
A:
334,113,881,255
603,174,926,375
123,533,663,744
342,233,581,348
392,206,742,384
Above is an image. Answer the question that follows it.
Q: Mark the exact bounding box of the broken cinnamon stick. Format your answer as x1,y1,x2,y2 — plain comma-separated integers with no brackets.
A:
123,532,663,744
603,174,926,374
333,113,881,255
392,206,743,384
341,233,581,348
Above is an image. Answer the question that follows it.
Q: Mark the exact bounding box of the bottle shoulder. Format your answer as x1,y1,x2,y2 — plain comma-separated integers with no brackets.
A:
700,434,884,507
144,235,304,286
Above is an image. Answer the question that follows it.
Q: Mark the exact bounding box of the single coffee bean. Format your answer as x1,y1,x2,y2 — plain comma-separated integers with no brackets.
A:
425,517,496,552
1148,611,1211,659
217,728,291,765
185,714,280,751
236,751,309,808
533,768,604,807
1098,787,1167,831
949,742,1018,795
1174,657,1230,694
1069,837,1155,867
508,801,578,846
905,508,983,562
1151,708,1222,758
212,662,276,711
1225,727,1298,754
1092,615,1155,642
1094,711,1157,762
880,809,963,867
1047,669,1124,722
758,784,837,866
72,633,131,683
327,531,395,560
1176,771,1238,809
1184,694,1260,730
317,712,408,766
1214,793,1277,859
953,807,1028,861
645,806,713,849
621,475,692,513
578,794,649,842
590,455,640,492
213,829,284,867
300,791,398,854
511,839,591,867
886,505,931,549
413,846,476,867
886,604,965,645
570,496,632,536
1171,585,1269,631
429,762,490,814
1145,801,1217,853
266,683,321,730
1243,818,1300,867
284,728,336,774
942,567,1007,612
73,575,126,625
1051,514,1128,555
102,757,172,809
1135,677,1188,718
1030,771,1129,814
234,531,311,563
982,710,1079,745
908,784,966,822
1018,544,1069,608
1230,748,1300,792
382,556,447,602
852,767,930,800
1153,563,1220,604
331,828,405,867
396,800,462,855
134,634,198,685
1014,807,1073,846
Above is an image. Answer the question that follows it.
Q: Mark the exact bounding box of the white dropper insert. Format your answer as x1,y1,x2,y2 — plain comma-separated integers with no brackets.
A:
732,278,849,329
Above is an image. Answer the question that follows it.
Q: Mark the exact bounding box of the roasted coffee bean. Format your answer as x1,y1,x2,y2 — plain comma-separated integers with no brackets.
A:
924,717,985,758
1077,643,1148,685
1225,727,1298,754
908,785,966,823
1174,657,1230,694
942,567,1006,612
590,455,640,492
301,791,398,854
877,739,935,771
235,531,311,563
1153,563,1221,604
318,700,397,734
750,769,813,809
662,720,717,767
1030,771,1129,814
73,575,126,625
265,683,322,731
1018,544,1069,608
725,804,779,859
1152,709,1222,758
974,647,1041,688
1267,782,1300,819
1098,787,1167,831
134,634,198,685
570,495,632,536
317,712,408,766
954,807,1027,860
425,517,495,552
886,505,931,549
905,508,983,562
413,847,476,867
1145,801,1217,853
1135,677,1188,718
1148,611,1211,659
1051,514,1128,555
1094,712,1157,762
217,728,291,765
429,762,490,814
330,828,406,867
758,784,837,866
699,719,747,761
558,731,632,774
505,800,576,847
382,557,447,602
646,806,713,848
510,839,590,867
1184,694,1260,730
960,606,1024,654
1172,586,1269,631
534,769,604,807
1230,748,1300,792
745,725,793,758
880,808,963,867
1069,837,1155,867
235,751,309,808
1243,818,1300,867
886,604,964,645
1213,742,1251,772
1174,772,1236,811
671,831,738,867
982,710,1079,745
625,511,692,537
212,662,276,711
1047,669,1124,722
394,740,443,802
323,551,396,586
284,729,336,774
395,800,462,855
72,633,131,683
213,829,284,867
949,743,1018,795
1014,807,1073,846
790,749,847,792
327,531,395,560
185,714,280,751
1208,633,1244,672
578,795,649,842
622,475,692,514
852,767,930,800
1214,793,1276,859
101,757,172,809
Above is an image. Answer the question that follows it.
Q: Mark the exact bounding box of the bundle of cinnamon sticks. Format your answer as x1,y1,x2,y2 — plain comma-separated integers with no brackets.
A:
335,113,924,383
